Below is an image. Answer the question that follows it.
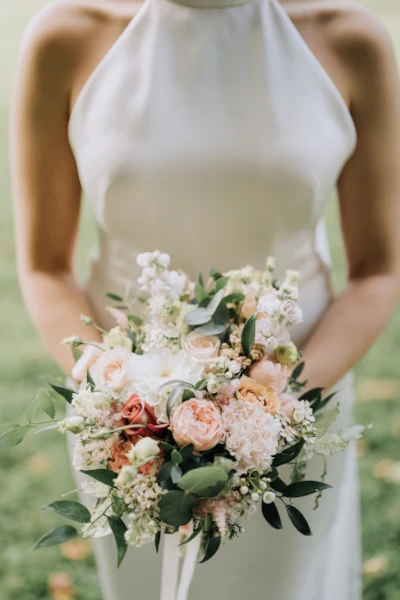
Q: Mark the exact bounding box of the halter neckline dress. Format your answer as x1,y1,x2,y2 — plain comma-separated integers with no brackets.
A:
67,0,361,598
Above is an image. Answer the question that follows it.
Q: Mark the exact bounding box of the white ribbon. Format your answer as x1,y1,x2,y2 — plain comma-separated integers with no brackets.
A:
160,529,201,600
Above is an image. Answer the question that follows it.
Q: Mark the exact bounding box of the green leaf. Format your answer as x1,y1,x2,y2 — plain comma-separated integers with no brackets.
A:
179,444,195,462
179,527,201,546
50,384,74,404
184,308,212,327
206,289,224,317
155,531,161,553
261,501,283,530
315,391,338,413
0,422,21,433
223,293,245,304
286,505,312,536
166,383,187,419
106,292,124,302
23,397,38,423
194,378,208,391
291,361,305,380
158,491,197,527
125,329,136,350
112,493,126,517
241,312,258,357
195,283,209,303
199,533,221,563
209,267,223,280
182,389,196,402
127,314,143,326
72,346,83,362
299,387,324,402
81,469,117,487
171,465,183,484
282,481,332,498
107,516,128,568
156,461,174,483
177,466,228,498
34,525,79,549
194,322,226,336
269,477,287,494
37,389,56,420
198,272,205,288
0,424,33,448
41,500,91,523
171,449,183,465
215,276,229,292
272,440,305,467
86,370,96,389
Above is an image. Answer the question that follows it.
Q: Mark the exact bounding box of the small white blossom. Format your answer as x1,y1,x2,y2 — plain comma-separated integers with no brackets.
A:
263,491,276,504
58,416,85,434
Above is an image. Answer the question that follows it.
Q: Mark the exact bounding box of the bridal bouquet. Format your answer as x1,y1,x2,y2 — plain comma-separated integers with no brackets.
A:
1,251,363,566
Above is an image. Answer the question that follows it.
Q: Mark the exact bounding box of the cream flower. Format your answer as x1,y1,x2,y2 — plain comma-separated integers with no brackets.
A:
171,398,223,451
91,347,132,391
182,331,221,366
222,399,281,474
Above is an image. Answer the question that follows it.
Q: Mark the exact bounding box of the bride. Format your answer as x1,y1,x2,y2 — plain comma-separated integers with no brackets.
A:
10,0,400,598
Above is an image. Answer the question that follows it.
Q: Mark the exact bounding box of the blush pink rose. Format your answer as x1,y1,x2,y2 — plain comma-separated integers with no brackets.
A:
171,399,223,452
72,344,105,381
182,332,221,366
90,347,131,391
248,357,289,394
279,393,299,419
241,292,258,320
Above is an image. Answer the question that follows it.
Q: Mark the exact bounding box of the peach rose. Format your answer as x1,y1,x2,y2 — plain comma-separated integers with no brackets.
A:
182,332,221,366
241,292,258,320
91,347,131,391
248,357,289,394
279,392,300,420
120,394,167,440
237,375,281,414
171,398,223,452
72,344,105,381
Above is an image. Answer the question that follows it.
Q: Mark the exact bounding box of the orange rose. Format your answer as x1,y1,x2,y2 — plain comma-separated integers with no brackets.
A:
120,394,167,440
237,375,281,414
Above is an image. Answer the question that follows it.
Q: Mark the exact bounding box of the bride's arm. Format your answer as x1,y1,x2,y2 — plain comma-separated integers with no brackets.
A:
10,7,102,375
300,13,400,390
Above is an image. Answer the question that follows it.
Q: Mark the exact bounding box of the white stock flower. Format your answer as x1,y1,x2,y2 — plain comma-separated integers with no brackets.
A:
280,300,303,326
222,399,281,474
257,291,281,317
127,347,204,421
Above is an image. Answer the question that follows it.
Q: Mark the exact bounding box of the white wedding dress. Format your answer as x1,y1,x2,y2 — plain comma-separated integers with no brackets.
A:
67,0,362,597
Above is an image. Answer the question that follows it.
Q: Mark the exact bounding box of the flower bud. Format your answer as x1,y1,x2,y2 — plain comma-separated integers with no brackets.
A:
59,416,85,434
132,437,160,463
273,342,298,367
263,491,276,504
240,485,249,495
115,465,138,487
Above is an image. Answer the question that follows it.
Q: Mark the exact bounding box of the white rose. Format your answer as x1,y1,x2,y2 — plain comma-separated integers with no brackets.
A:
59,416,85,434
130,438,160,463
182,331,221,366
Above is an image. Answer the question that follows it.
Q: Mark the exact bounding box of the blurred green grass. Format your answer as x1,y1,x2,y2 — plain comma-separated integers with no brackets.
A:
0,1,399,599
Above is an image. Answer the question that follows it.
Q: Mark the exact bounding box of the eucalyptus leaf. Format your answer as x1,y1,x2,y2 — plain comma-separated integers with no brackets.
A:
156,461,174,483
50,384,74,404
184,308,212,327
209,267,223,280
182,389,196,402
215,276,229,292
194,322,226,336
171,449,183,465
171,465,183,484
127,314,143,326
282,481,332,498
81,469,117,487
41,500,91,523
206,289,225,317
286,505,312,536
223,292,245,304
195,283,209,303
107,516,128,567
38,389,56,420
241,312,258,357
158,491,197,527
177,466,228,498
23,397,38,424
261,501,283,530
34,525,79,549
0,424,33,448
179,444,195,461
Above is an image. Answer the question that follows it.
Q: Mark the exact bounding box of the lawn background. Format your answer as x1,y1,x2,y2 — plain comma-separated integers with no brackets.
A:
1,1,399,599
